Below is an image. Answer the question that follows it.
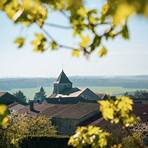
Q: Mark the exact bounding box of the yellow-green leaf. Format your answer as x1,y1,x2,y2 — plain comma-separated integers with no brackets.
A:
77,7,87,17
98,47,107,57
71,49,80,57
79,35,90,48
15,37,25,48
32,33,47,52
50,41,58,50
0,104,7,115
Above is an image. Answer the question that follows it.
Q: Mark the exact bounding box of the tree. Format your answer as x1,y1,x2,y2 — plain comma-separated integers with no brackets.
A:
134,90,148,99
0,0,148,57
0,113,56,148
34,87,47,103
13,91,27,105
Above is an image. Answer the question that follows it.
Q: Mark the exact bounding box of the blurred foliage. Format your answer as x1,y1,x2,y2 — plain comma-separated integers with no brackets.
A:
50,40,58,50
122,132,143,148
0,104,9,129
0,0,148,56
0,113,56,147
32,33,47,52
68,126,110,148
15,37,25,48
99,96,139,127
69,96,145,148
98,47,107,57
71,49,81,57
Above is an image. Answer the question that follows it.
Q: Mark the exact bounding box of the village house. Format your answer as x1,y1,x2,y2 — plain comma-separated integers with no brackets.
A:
0,92,18,105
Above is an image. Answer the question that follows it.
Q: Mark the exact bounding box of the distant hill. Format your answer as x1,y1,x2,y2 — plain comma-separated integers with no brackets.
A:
0,78,54,90
0,75,148,90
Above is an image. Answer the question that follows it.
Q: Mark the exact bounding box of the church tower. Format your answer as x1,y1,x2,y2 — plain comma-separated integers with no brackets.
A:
53,70,72,94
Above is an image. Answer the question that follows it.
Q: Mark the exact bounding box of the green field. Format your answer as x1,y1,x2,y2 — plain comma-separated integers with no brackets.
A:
9,86,148,101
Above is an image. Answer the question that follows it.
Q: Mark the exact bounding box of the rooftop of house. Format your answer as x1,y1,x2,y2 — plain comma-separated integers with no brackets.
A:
9,102,26,112
0,92,18,105
133,103,148,122
50,88,100,101
8,102,99,120
50,87,80,98
49,103,99,119
0,92,7,97
51,88,86,98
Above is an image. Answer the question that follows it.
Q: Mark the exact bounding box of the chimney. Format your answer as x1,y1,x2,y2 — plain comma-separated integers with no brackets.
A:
29,100,34,111
29,100,40,113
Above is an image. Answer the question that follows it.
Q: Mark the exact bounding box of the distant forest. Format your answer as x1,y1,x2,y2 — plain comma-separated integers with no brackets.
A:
0,76,148,90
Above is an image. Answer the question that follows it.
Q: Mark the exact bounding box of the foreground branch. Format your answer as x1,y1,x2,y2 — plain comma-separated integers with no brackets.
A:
44,22,72,29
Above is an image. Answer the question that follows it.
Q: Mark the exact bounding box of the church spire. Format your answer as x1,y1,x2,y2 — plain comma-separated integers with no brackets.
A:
56,70,72,84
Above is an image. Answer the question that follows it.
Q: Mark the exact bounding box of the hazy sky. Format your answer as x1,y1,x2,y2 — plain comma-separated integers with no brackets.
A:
0,1,148,78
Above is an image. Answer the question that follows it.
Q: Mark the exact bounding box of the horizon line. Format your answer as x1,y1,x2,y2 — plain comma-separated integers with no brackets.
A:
0,74,148,79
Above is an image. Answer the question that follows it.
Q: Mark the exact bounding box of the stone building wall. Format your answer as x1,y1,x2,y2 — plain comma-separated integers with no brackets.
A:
53,83,72,94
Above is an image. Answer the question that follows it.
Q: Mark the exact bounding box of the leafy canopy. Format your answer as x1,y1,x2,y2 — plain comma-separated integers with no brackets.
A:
68,126,110,148
0,0,148,57
1,113,56,147
99,96,139,127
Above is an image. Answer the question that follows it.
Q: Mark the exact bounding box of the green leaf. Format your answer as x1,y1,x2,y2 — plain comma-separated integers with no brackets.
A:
71,49,80,57
79,35,90,48
15,37,25,48
121,24,129,39
50,40,58,50
90,35,101,51
32,33,47,52
98,47,107,57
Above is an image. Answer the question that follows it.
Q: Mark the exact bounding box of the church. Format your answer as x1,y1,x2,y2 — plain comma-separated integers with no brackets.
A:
47,70,101,104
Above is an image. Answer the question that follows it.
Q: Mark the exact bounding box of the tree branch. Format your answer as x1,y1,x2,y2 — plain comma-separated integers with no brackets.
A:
44,22,72,29
42,28,55,41
42,28,78,50
60,11,70,19
94,22,111,26
59,44,77,50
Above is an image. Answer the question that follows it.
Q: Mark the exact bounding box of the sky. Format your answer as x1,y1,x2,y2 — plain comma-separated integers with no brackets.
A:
0,1,148,78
